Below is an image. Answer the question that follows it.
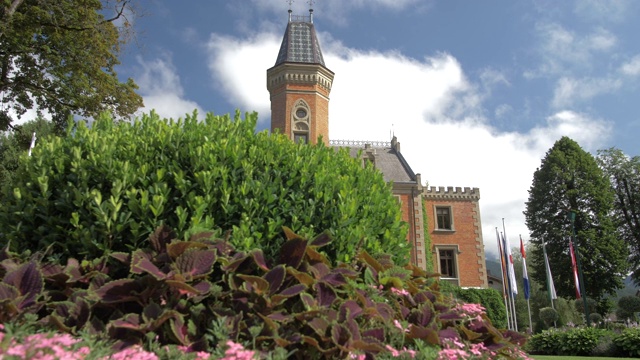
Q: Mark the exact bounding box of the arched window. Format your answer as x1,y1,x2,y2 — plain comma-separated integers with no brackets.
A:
292,99,310,144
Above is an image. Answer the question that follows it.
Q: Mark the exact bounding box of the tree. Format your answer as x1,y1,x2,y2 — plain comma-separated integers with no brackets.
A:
0,117,55,190
0,111,410,265
597,148,640,285
524,137,629,303
0,0,142,130
616,295,640,321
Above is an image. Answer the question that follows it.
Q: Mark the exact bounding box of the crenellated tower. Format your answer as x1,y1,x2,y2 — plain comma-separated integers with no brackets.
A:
267,6,334,145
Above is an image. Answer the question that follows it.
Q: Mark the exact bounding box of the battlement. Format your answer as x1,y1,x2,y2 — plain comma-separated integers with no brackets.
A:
329,140,391,148
423,186,480,200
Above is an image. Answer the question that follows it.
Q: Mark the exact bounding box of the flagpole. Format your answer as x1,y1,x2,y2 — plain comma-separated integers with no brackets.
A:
542,239,557,327
502,218,518,332
520,235,532,332
496,227,511,329
568,210,590,326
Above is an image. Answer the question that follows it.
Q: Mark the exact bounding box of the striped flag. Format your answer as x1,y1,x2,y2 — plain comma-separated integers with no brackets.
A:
520,236,530,300
496,229,509,299
502,233,518,296
569,239,581,299
542,241,558,300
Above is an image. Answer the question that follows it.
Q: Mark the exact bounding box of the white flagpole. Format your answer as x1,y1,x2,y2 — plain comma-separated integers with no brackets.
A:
28,132,36,156
496,227,511,329
503,219,518,332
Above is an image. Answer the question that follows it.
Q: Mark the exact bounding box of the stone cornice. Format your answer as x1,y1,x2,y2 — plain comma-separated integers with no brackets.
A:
267,63,334,92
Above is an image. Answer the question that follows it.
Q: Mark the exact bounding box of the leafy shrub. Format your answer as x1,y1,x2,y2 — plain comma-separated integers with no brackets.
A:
444,286,507,329
539,307,558,326
0,111,408,264
612,327,640,357
527,327,606,356
0,225,528,358
589,312,603,325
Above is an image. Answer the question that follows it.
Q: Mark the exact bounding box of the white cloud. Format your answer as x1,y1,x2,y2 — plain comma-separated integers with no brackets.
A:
526,23,617,78
551,76,622,108
204,30,613,259
134,56,203,120
620,55,640,76
574,0,633,23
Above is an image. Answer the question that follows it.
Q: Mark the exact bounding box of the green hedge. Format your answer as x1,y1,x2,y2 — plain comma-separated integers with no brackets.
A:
441,284,507,329
0,111,409,264
527,326,640,357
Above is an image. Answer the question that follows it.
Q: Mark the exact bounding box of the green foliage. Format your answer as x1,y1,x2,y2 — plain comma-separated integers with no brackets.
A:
444,286,507,329
0,111,409,264
612,327,640,357
617,295,640,321
0,0,142,129
0,117,56,191
538,307,558,326
0,225,528,358
527,327,606,356
597,148,640,286
525,137,629,301
421,201,433,272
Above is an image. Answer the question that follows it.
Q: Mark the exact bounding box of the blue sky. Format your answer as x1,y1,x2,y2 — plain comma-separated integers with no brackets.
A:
108,0,640,259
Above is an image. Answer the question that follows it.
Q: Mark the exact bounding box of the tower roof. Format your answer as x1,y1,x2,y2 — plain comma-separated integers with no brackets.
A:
274,12,326,67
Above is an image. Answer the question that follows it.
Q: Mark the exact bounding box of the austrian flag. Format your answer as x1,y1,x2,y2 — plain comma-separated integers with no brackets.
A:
569,239,581,299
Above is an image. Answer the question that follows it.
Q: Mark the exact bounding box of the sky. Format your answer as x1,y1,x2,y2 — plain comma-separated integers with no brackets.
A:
107,0,639,259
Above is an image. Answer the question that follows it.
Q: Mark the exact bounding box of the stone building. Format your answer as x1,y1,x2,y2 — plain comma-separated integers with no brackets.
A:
267,9,488,288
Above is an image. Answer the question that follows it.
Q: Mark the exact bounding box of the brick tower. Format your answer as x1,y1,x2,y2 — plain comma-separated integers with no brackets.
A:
267,7,334,145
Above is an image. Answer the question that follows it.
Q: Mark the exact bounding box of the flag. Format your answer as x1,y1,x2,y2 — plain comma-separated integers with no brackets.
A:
502,233,518,296
496,228,509,298
520,236,530,300
28,132,37,157
542,241,558,300
569,239,581,299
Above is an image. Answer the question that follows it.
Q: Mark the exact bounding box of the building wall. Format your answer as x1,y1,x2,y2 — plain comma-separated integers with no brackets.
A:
424,187,488,288
393,188,427,270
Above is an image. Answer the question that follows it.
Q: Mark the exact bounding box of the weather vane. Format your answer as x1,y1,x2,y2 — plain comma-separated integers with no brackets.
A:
308,0,315,8
287,0,293,10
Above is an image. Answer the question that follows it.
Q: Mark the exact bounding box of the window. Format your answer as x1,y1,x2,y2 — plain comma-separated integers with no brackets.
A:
436,206,453,230
439,249,456,278
294,133,308,144
435,246,459,285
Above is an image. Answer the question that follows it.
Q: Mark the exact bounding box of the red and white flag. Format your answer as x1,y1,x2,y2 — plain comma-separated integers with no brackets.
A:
569,239,581,299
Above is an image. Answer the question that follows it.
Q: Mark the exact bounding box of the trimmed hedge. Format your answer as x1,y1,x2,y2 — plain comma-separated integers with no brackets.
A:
0,111,409,264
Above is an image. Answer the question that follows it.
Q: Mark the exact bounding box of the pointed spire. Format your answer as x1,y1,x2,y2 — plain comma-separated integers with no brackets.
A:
308,0,315,23
274,1,325,66
287,0,293,21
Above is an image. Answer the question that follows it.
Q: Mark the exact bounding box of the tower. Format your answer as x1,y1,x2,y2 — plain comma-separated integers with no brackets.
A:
267,6,334,145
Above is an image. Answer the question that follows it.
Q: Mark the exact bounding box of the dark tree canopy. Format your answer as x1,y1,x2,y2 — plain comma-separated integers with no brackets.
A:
524,137,629,301
598,148,640,285
0,0,142,130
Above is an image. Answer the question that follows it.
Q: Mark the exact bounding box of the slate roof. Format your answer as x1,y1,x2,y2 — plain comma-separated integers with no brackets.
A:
334,143,418,184
274,19,325,66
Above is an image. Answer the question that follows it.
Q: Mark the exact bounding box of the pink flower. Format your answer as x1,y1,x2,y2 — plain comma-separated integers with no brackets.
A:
391,287,409,296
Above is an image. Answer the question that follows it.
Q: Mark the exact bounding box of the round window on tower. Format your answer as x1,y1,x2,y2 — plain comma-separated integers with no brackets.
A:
295,108,307,119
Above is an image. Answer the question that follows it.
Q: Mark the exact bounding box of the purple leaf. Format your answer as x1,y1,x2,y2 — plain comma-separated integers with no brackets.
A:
309,262,330,280
374,303,394,322
250,249,269,271
310,232,332,247
149,225,176,253
175,248,216,278
222,253,249,273
362,328,385,342
0,283,19,301
300,293,317,309
237,275,269,295
263,265,285,296
307,317,329,337
3,261,42,309
408,305,434,327
316,282,336,307
130,249,166,280
331,324,352,347
167,241,208,259
192,281,212,295
267,312,292,322
110,252,131,264
278,284,307,297
110,313,141,330
339,300,363,322
321,272,347,287
95,279,142,304
279,238,308,269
